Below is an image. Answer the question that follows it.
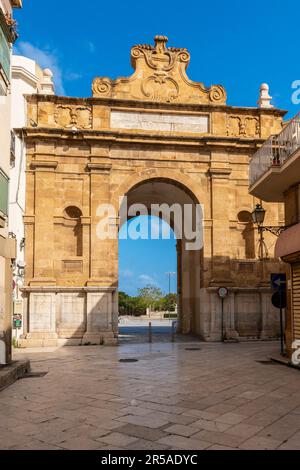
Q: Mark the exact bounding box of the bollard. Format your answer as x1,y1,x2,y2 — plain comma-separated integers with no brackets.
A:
171,321,175,343
149,322,152,343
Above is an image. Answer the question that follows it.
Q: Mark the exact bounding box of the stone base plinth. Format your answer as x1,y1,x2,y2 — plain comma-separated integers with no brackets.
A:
82,332,118,346
19,333,118,348
19,286,119,349
198,287,282,342
18,333,58,348
225,328,239,341
260,329,280,340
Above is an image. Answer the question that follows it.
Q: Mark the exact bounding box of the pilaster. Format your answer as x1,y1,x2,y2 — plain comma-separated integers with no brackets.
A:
209,157,232,284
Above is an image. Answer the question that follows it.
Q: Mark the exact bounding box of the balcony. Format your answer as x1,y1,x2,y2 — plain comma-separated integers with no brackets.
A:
249,112,300,202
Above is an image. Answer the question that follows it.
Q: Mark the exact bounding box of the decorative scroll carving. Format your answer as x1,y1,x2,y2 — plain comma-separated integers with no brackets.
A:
92,36,226,105
93,78,112,97
227,115,260,137
141,74,179,102
54,105,92,129
209,85,226,103
227,116,240,136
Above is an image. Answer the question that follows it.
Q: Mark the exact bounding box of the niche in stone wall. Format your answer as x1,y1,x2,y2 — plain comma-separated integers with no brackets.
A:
237,211,255,259
62,206,83,257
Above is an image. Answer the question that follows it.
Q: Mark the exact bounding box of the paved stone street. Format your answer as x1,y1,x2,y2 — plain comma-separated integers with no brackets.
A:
1,341,300,450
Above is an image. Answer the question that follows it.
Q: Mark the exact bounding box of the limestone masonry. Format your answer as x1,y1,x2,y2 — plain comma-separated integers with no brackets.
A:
19,36,287,347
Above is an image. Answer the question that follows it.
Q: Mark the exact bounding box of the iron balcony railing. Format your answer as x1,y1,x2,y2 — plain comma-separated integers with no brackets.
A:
250,112,300,186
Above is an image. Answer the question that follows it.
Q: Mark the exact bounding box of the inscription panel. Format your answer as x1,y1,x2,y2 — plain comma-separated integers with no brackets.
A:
111,111,209,134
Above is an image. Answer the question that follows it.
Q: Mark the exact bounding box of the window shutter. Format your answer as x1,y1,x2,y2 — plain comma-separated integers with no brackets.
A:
292,262,300,340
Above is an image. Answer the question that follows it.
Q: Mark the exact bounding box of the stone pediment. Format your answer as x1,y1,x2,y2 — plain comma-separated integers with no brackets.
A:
92,36,227,105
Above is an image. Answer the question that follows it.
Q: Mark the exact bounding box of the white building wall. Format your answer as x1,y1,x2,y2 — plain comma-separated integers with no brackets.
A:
0,0,13,363
0,0,12,193
9,55,55,339
9,56,39,336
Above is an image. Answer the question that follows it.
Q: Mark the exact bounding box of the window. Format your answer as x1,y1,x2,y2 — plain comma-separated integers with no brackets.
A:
0,168,9,218
0,20,10,81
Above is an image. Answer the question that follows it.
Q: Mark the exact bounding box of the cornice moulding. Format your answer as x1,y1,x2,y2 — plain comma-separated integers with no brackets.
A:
30,160,58,170
24,94,287,117
86,162,112,173
12,65,39,87
23,128,266,149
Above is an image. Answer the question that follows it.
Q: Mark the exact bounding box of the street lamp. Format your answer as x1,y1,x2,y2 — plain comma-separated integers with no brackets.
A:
166,272,176,295
251,203,287,260
251,204,266,226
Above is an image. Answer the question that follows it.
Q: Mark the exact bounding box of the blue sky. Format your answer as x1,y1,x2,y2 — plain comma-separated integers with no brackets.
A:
14,0,300,295
119,217,177,296
14,0,300,114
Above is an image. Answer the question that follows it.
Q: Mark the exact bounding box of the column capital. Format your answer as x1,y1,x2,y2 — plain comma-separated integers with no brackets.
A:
30,160,58,171
208,167,232,179
86,163,112,173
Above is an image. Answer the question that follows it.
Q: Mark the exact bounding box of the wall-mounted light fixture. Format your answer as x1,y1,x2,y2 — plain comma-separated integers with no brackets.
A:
251,203,287,260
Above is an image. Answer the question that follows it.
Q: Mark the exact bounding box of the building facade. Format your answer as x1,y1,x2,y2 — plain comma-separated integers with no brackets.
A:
0,0,22,363
19,36,286,348
9,55,54,343
249,112,300,365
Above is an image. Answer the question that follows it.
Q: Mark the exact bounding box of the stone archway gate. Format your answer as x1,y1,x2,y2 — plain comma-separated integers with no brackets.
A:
20,36,285,347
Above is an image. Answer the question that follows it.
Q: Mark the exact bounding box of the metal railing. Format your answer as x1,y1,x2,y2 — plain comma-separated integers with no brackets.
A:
250,112,300,186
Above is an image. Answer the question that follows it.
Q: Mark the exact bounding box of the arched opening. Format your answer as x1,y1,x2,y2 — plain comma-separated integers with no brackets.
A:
237,210,255,260
118,215,177,341
117,177,203,340
63,206,83,257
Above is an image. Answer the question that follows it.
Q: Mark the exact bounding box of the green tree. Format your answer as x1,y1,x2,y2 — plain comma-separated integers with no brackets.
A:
138,285,163,310
118,291,131,315
119,288,177,316
119,291,129,307
161,293,177,312
118,291,147,316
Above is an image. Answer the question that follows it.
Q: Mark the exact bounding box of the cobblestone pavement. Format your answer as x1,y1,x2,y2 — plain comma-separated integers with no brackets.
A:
1,341,300,450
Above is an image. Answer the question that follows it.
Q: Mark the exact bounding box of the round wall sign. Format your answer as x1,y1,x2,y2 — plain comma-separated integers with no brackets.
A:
218,287,229,299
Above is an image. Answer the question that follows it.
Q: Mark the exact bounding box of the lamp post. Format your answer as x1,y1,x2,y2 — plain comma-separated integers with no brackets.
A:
166,272,176,320
252,203,268,260
166,272,176,295
251,203,266,226
251,203,287,261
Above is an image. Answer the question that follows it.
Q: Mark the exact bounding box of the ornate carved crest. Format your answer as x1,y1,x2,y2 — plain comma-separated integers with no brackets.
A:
54,105,92,129
92,36,226,105
227,115,260,138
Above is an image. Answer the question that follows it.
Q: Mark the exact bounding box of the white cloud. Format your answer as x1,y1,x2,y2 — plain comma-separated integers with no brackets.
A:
138,274,157,285
120,269,134,279
14,42,65,95
88,41,96,53
65,71,82,81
